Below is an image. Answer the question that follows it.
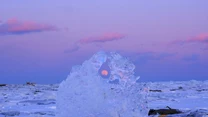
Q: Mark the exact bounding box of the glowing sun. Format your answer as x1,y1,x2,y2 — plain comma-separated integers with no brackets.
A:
101,70,108,76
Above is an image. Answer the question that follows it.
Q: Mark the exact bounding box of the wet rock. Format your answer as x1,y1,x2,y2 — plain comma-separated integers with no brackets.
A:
149,89,162,92
26,82,35,86
0,84,7,87
148,106,182,116
33,111,55,116
186,109,208,117
178,86,183,90
196,89,208,92
0,111,20,116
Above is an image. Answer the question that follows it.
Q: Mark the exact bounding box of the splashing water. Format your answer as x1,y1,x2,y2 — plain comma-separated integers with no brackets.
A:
56,52,149,117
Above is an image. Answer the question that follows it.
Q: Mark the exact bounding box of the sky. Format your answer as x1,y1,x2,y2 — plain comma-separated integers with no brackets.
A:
0,0,208,84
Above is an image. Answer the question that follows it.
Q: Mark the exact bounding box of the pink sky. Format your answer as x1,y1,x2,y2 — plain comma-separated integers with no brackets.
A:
0,0,208,83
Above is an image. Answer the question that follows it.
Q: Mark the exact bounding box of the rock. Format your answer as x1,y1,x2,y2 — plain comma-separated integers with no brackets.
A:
0,111,20,116
0,84,7,87
149,89,162,92
186,109,208,117
148,106,182,116
26,82,35,86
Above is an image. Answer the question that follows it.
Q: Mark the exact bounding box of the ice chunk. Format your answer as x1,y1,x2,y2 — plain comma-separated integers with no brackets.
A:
56,51,148,117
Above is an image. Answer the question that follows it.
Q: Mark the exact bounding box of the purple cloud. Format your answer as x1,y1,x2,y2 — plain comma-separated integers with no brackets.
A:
171,33,208,45
182,54,199,62
0,18,58,35
203,47,208,51
124,51,175,65
79,32,126,44
187,33,208,43
64,44,80,53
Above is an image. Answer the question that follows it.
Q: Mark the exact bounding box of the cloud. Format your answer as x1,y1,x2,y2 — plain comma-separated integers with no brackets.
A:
171,33,208,45
0,18,57,35
127,52,175,65
169,40,186,45
203,47,208,51
63,32,126,53
79,32,125,44
64,44,80,53
137,52,174,60
182,54,199,62
187,33,208,43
